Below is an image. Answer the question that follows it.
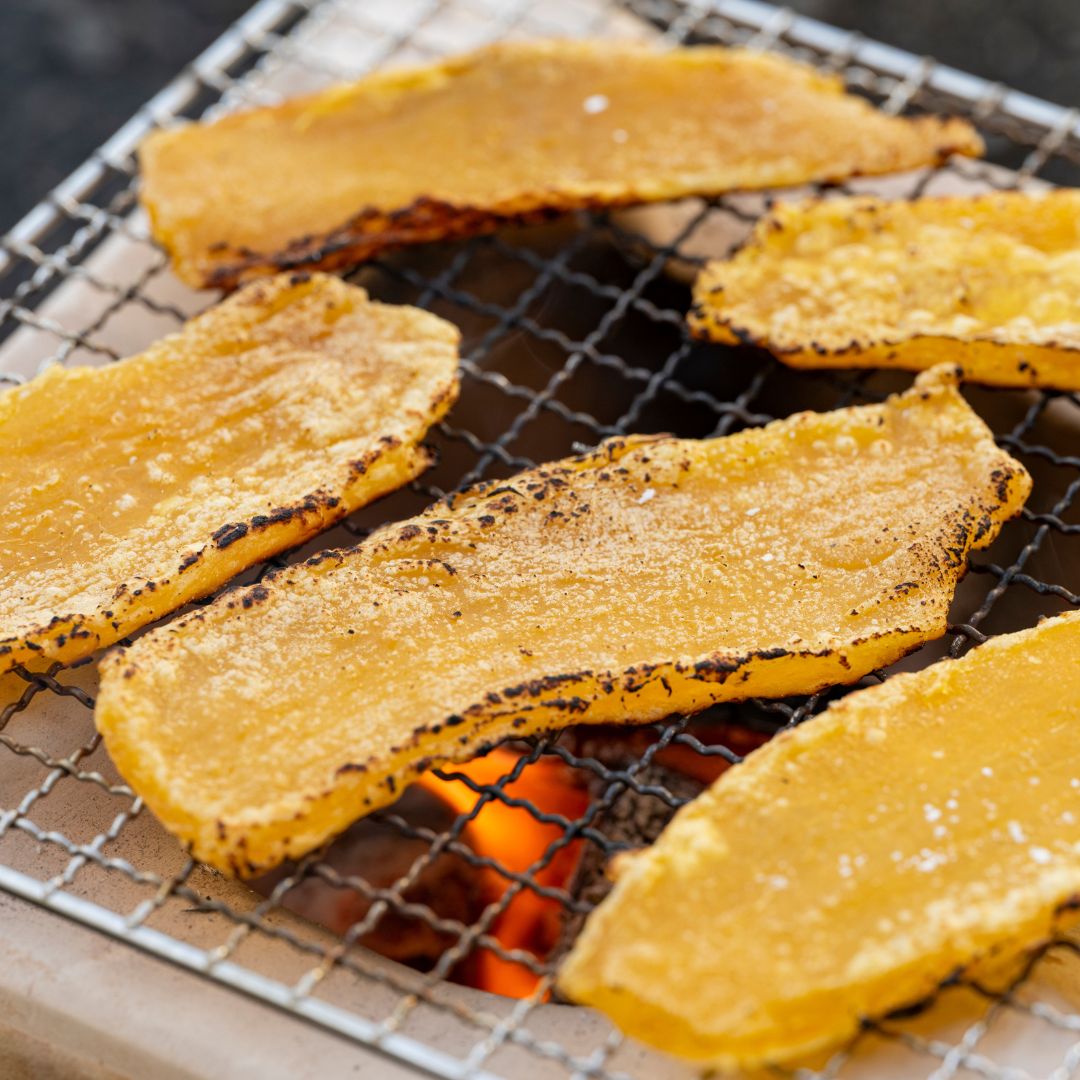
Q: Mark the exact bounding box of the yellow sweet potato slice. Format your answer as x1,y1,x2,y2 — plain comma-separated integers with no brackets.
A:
559,608,1080,1070
0,272,459,673
139,40,982,289
94,366,1027,876
690,190,1080,389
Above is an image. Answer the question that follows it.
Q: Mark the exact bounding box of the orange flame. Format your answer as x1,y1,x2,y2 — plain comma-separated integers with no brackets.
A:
417,749,588,998
414,725,764,997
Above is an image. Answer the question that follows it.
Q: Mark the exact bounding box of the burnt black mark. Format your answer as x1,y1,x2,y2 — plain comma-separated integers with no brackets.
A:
336,762,368,775
212,522,249,549
542,695,590,714
502,671,586,700
179,550,203,572
304,548,348,569
241,585,270,610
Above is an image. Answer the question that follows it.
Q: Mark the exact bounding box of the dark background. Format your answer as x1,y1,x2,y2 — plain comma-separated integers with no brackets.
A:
1,0,1078,230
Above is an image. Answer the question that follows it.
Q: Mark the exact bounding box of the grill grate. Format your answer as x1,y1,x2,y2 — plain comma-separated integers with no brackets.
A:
1,1,1079,1077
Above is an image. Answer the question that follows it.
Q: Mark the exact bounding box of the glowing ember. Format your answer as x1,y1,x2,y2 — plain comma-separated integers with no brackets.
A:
417,749,589,998
253,726,761,999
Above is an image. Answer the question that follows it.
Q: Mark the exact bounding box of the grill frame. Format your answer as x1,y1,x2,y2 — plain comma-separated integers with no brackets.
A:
1,2,1079,1078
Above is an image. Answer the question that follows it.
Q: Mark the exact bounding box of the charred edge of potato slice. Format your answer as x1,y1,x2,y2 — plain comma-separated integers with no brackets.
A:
199,195,620,290
139,41,982,289
131,630,938,878
0,272,460,673
557,609,1080,1069
689,192,1080,390
0,445,434,674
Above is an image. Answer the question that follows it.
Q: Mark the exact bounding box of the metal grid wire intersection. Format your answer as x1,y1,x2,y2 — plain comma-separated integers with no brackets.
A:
0,1,1079,1078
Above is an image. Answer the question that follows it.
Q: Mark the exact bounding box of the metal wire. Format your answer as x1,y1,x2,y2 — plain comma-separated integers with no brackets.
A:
0,0,1078,1077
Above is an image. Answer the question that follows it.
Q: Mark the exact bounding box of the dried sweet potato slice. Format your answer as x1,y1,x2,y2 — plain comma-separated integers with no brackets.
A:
558,608,1080,1069
94,366,1028,876
0,272,459,673
690,191,1080,389
139,40,982,289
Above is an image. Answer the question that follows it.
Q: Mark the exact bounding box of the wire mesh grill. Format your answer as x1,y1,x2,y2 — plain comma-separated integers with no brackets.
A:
1,0,1079,1077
